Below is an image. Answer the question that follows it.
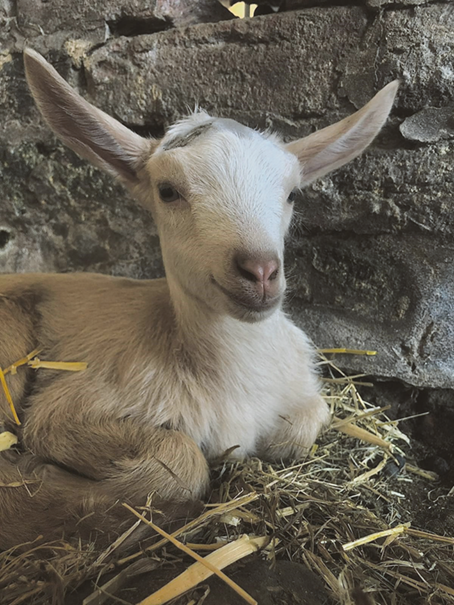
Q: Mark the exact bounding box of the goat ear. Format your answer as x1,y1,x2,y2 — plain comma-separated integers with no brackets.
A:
286,81,399,185
24,49,152,185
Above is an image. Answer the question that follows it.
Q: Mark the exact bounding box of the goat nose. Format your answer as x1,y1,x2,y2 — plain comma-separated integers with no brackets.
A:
235,255,280,285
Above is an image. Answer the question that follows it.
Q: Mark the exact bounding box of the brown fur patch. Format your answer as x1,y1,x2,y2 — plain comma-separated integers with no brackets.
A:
162,122,214,151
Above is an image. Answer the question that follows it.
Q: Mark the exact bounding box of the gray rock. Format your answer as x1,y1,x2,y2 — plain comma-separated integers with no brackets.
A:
365,0,443,6
287,235,454,388
15,0,233,37
298,144,454,236
400,106,454,143
0,142,164,277
0,0,233,53
364,0,435,7
242,0,434,8
84,8,368,128
1,3,454,389
337,4,454,112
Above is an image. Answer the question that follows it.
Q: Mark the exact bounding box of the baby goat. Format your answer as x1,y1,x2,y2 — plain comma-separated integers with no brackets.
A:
0,49,398,548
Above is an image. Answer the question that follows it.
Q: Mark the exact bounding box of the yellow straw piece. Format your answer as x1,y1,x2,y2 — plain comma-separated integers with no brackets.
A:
0,367,21,426
0,431,18,452
123,503,261,605
406,528,454,545
28,359,88,372
435,583,454,597
0,478,39,488
3,348,42,376
347,457,389,487
319,348,377,356
333,417,392,451
405,464,439,482
343,524,410,551
1,350,86,426
3,350,87,375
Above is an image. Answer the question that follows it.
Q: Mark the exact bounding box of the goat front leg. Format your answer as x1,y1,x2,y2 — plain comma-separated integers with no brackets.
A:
22,382,210,506
258,394,331,461
257,324,331,461
24,417,209,504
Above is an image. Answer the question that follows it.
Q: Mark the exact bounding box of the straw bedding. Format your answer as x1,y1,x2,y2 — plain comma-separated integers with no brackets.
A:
1,354,453,605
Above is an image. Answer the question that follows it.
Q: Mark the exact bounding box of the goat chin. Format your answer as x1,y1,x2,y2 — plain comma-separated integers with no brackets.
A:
0,50,397,548
211,278,283,322
224,297,282,323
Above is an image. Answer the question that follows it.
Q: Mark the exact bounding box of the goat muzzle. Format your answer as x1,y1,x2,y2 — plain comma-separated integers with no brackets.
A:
233,251,281,301
212,251,284,317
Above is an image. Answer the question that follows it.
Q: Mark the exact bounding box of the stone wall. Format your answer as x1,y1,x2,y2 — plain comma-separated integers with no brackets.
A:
1,0,453,389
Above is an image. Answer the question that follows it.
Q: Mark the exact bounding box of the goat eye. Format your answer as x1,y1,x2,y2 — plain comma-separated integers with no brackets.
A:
287,190,298,204
158,184,180,203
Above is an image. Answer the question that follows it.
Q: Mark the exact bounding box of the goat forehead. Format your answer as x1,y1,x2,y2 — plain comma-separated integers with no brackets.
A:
183,128,299,196
156,114,299,193
184,134,295,247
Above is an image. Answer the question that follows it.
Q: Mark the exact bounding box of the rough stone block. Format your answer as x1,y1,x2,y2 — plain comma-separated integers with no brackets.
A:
1,3,454,389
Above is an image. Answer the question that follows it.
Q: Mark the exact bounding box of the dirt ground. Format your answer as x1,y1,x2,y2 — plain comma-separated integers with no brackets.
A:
364,381,454,537
67,558,333,605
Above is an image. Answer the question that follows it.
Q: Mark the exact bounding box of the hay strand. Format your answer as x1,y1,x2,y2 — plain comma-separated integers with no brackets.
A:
27,359,88,372
3,348,42,375
0,366,21,425
333,419,393,451
319,348,377,356
0,349,87,427
83,559,159,605
342,523,410,551
117,492,259,566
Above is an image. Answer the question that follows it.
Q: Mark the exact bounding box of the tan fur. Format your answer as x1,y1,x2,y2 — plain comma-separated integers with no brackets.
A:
0,274,209,548
0,51,398,549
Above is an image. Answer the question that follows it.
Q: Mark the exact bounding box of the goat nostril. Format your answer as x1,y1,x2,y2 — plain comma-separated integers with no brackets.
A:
236,261,259,283
269,268,279,281
235,255,280,284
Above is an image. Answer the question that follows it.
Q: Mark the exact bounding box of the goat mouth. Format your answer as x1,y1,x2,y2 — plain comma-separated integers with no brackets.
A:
211,277,281,313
